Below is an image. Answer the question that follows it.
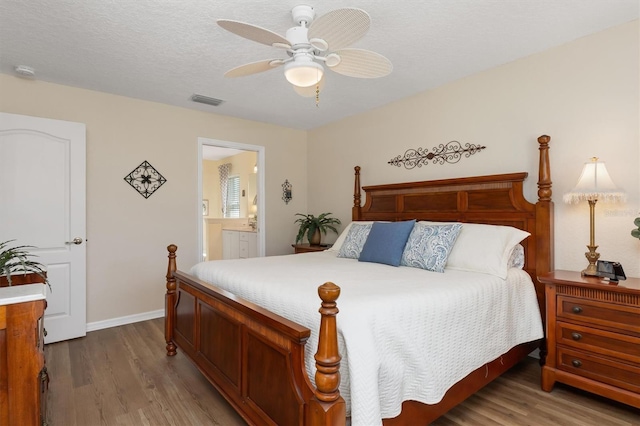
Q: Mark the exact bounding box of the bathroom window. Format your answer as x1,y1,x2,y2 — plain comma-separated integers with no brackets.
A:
225,175,240,218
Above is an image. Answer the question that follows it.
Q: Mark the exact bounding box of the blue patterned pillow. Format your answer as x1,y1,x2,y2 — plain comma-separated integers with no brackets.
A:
359,220,416,266
337,223,372,259
401,223,463,272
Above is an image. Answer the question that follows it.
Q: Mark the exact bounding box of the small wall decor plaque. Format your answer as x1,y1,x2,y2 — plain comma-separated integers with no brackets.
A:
124,160,167,199
282,179,292,204
388,141,486,169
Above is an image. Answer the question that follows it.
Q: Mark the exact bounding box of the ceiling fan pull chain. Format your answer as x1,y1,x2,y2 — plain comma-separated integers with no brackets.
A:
315,66,320,107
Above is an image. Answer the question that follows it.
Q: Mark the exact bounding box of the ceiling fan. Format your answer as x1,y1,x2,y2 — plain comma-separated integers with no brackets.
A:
217,5,392,97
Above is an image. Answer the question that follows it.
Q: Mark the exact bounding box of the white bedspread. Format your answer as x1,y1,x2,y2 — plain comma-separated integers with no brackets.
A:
190,251,543,426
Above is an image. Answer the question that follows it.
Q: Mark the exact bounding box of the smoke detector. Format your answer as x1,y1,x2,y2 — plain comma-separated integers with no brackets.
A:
14,65,36,78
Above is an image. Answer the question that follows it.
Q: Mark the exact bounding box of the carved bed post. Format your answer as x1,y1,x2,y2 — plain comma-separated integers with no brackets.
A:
165,244,178,356
353,166,362,221
307,282,346,425
537,135,552,201
535,135,554,365
536,135,554,276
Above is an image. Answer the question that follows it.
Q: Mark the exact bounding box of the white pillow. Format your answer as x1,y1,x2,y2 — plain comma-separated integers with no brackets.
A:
421,221,530,279
328,221,376,253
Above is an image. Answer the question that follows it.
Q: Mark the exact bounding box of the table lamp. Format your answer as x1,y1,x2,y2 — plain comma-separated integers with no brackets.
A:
563,157,626,276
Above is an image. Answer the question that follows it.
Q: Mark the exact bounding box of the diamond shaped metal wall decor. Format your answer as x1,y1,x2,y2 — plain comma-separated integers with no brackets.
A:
124,161,167,199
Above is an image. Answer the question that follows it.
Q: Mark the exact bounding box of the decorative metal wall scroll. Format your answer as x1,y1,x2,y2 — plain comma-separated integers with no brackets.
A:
124,161,167,199
388,141,486,169
282,179,292,204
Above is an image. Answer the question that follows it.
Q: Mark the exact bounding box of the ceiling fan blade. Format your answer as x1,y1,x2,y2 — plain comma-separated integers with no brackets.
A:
308,8,370,51
218,20,290,48
329,49,392,78
224,59,284,78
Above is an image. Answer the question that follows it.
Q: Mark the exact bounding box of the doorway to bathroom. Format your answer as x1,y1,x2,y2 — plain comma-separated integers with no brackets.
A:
198,137,265,261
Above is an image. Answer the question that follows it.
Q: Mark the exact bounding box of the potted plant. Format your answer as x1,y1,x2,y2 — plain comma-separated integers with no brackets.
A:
632,217,640,240
295,213,341,245
0,240,49,288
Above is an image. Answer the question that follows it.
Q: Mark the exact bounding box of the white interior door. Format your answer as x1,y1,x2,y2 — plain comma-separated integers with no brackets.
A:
0,112,86,343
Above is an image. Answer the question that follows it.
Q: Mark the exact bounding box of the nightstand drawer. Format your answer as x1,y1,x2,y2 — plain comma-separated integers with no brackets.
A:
557,322,640,363
557,295,640,334
557,346,640,393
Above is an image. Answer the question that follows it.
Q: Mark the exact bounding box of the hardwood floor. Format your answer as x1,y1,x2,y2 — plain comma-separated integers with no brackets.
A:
45,318,639,425
45,318,244,426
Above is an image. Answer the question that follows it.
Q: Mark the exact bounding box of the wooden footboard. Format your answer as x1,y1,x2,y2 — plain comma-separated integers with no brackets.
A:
164,245,345,426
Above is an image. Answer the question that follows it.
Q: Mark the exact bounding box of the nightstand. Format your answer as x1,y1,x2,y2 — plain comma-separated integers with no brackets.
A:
538,270,640,409
292,243,331,254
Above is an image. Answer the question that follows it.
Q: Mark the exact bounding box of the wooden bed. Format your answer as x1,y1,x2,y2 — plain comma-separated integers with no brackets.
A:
164,135,554,425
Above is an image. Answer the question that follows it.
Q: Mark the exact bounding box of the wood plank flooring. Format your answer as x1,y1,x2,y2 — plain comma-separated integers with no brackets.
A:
45,318,640,425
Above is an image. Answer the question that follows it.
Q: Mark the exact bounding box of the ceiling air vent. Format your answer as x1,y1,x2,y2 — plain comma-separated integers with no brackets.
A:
191,94,225,107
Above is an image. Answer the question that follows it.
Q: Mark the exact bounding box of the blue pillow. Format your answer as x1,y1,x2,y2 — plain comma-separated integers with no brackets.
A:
401,223,462,272
358,220,416,266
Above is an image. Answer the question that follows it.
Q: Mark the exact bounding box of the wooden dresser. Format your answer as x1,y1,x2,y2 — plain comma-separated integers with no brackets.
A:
539,270,640,408
0,282,48,426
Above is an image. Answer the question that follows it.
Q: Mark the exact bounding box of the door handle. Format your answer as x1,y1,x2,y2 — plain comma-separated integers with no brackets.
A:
66,237,83,245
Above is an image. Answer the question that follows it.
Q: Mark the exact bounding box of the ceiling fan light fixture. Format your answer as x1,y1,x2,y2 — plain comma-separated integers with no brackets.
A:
284,58,324,87
293,75,325,97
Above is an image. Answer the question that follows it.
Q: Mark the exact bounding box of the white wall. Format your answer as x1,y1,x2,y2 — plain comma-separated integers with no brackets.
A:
308,20,640,277
0,75,308,323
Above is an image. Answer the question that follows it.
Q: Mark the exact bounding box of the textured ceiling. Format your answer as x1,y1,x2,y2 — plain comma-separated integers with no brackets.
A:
1,1,638,130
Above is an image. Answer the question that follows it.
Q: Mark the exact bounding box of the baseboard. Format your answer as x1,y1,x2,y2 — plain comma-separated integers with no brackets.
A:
86,309,165,332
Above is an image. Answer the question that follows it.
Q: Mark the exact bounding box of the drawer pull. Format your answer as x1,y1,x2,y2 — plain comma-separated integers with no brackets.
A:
571,359,582,368
572,306,583,314
571,332,582,341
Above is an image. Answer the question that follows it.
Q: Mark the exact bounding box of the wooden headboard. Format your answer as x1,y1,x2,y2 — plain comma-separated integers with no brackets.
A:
352,135,554,309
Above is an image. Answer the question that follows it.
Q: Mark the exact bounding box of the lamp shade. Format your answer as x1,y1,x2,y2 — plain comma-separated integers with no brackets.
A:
293,75,325,97
563,157,626,203
284,57,324,87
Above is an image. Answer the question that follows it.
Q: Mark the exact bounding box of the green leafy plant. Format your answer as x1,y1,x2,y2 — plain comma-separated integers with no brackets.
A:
295,213,341,245
0,240,49,288
632,217,640,240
